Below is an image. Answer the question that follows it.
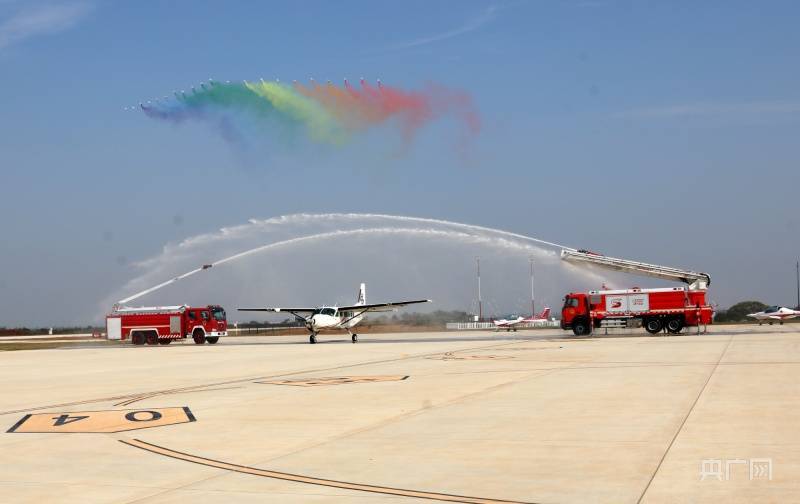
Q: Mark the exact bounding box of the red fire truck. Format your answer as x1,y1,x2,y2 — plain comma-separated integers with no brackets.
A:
106,305,227,345
559,249,713,336
561,287,713,335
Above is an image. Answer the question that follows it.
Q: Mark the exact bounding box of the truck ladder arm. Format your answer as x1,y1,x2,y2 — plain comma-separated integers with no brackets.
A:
560,249,711,290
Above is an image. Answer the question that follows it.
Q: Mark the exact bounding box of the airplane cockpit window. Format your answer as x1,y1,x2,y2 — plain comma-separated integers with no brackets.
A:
765,306,779,313
321,307,336,316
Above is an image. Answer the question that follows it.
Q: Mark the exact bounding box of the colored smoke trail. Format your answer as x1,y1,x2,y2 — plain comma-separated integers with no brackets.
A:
138,79,479,146
101,214,614,320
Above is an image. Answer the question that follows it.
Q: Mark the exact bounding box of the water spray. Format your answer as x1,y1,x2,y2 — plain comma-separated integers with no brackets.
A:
115,225,571,306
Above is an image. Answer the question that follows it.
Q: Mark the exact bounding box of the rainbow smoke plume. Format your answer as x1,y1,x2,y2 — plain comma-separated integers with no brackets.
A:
137,78,480,146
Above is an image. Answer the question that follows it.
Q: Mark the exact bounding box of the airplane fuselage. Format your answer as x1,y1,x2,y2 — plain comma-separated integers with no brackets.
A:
306,308,363,333
747,306,800,324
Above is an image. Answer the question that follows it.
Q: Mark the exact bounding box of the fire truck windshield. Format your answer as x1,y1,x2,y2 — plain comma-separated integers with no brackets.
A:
212,307,226,321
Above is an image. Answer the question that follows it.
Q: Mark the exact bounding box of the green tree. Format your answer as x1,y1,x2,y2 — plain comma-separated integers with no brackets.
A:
716,301,767,322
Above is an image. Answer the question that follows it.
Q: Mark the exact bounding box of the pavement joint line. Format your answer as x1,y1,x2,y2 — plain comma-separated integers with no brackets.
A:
254,360,578,467
119,438,539,504
119,343,594,504
635,334,735,504
93,338,539,504
112,386,244,407
0,337,534,417
117,341,540,504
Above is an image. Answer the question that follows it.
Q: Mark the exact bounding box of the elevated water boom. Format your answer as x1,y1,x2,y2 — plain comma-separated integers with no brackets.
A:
560,249,711,290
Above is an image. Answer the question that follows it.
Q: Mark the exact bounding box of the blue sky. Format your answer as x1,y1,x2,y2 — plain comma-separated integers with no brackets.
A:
1,0,799,325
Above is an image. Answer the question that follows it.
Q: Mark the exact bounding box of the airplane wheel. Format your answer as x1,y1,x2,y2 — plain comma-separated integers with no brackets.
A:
769,322,773,326
159,339,171,345
352,334,358,343
310,334,317,344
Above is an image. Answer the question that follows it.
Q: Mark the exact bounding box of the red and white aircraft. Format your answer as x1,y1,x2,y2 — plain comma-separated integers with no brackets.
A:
747,306,800,325
493,308,551,332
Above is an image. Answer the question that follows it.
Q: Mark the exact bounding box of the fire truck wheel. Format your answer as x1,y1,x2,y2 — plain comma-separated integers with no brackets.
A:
666,318,684,334
132,332,145,345
206,337,219,344
645,318,663,334
572,319,590,336
159,339,171,345
146,332,159,345
193,331,206,344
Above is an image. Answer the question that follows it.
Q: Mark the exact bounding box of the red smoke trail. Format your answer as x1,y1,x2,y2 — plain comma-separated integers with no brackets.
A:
275,79,479,146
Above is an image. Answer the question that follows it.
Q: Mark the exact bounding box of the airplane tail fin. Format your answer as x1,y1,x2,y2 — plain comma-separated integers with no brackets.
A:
538,307,551,320
356,283,366,306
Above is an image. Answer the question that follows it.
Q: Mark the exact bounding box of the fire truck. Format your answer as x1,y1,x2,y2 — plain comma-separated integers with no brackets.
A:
106,305,227,345
559,249,713,336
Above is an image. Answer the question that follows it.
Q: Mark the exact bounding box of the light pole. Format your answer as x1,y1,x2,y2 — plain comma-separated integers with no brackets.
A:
476,256,482,321
796,260,799,309
530,257,535,317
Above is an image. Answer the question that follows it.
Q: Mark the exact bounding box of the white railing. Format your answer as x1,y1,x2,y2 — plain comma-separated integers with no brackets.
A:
446,320,559,330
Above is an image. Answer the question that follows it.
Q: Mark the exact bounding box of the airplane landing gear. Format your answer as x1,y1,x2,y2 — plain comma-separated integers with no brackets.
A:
309,333,317,344
351,334,358,343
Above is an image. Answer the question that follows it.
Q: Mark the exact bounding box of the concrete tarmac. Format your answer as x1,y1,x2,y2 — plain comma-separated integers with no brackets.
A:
1,325,798,503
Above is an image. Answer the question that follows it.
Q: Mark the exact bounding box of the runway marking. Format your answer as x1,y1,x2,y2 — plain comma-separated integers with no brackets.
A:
255,375,409,387
427,353,514,361
494,346,564,352
120,438,536,504
7,407,195,433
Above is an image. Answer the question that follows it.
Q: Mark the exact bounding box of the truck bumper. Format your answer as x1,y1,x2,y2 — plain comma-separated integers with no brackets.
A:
208,331,227,337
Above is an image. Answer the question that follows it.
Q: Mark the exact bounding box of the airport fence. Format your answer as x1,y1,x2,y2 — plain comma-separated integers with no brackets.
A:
445,320,560,330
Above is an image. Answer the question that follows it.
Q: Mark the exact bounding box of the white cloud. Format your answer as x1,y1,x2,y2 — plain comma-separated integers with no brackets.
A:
618,101,800,119
389,5,498,51
0,2,92,51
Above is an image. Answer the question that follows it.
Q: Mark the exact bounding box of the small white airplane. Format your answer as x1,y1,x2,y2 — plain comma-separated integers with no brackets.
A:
238,283,430,344
493,307,551,331
747,306,800,325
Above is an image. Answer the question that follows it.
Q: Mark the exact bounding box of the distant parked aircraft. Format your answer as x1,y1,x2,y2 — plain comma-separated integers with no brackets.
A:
747,306,800,325
493,307,551,332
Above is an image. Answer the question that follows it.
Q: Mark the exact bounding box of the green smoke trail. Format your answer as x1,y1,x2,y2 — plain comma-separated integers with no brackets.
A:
244,80,347,145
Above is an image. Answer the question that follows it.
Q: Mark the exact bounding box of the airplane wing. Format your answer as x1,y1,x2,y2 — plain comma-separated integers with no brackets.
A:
238,307,316,314
337,299,431,313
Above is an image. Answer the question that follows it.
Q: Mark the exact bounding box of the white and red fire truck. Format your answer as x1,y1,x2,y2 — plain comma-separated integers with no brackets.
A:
106,305,227,345
559,249,713,336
